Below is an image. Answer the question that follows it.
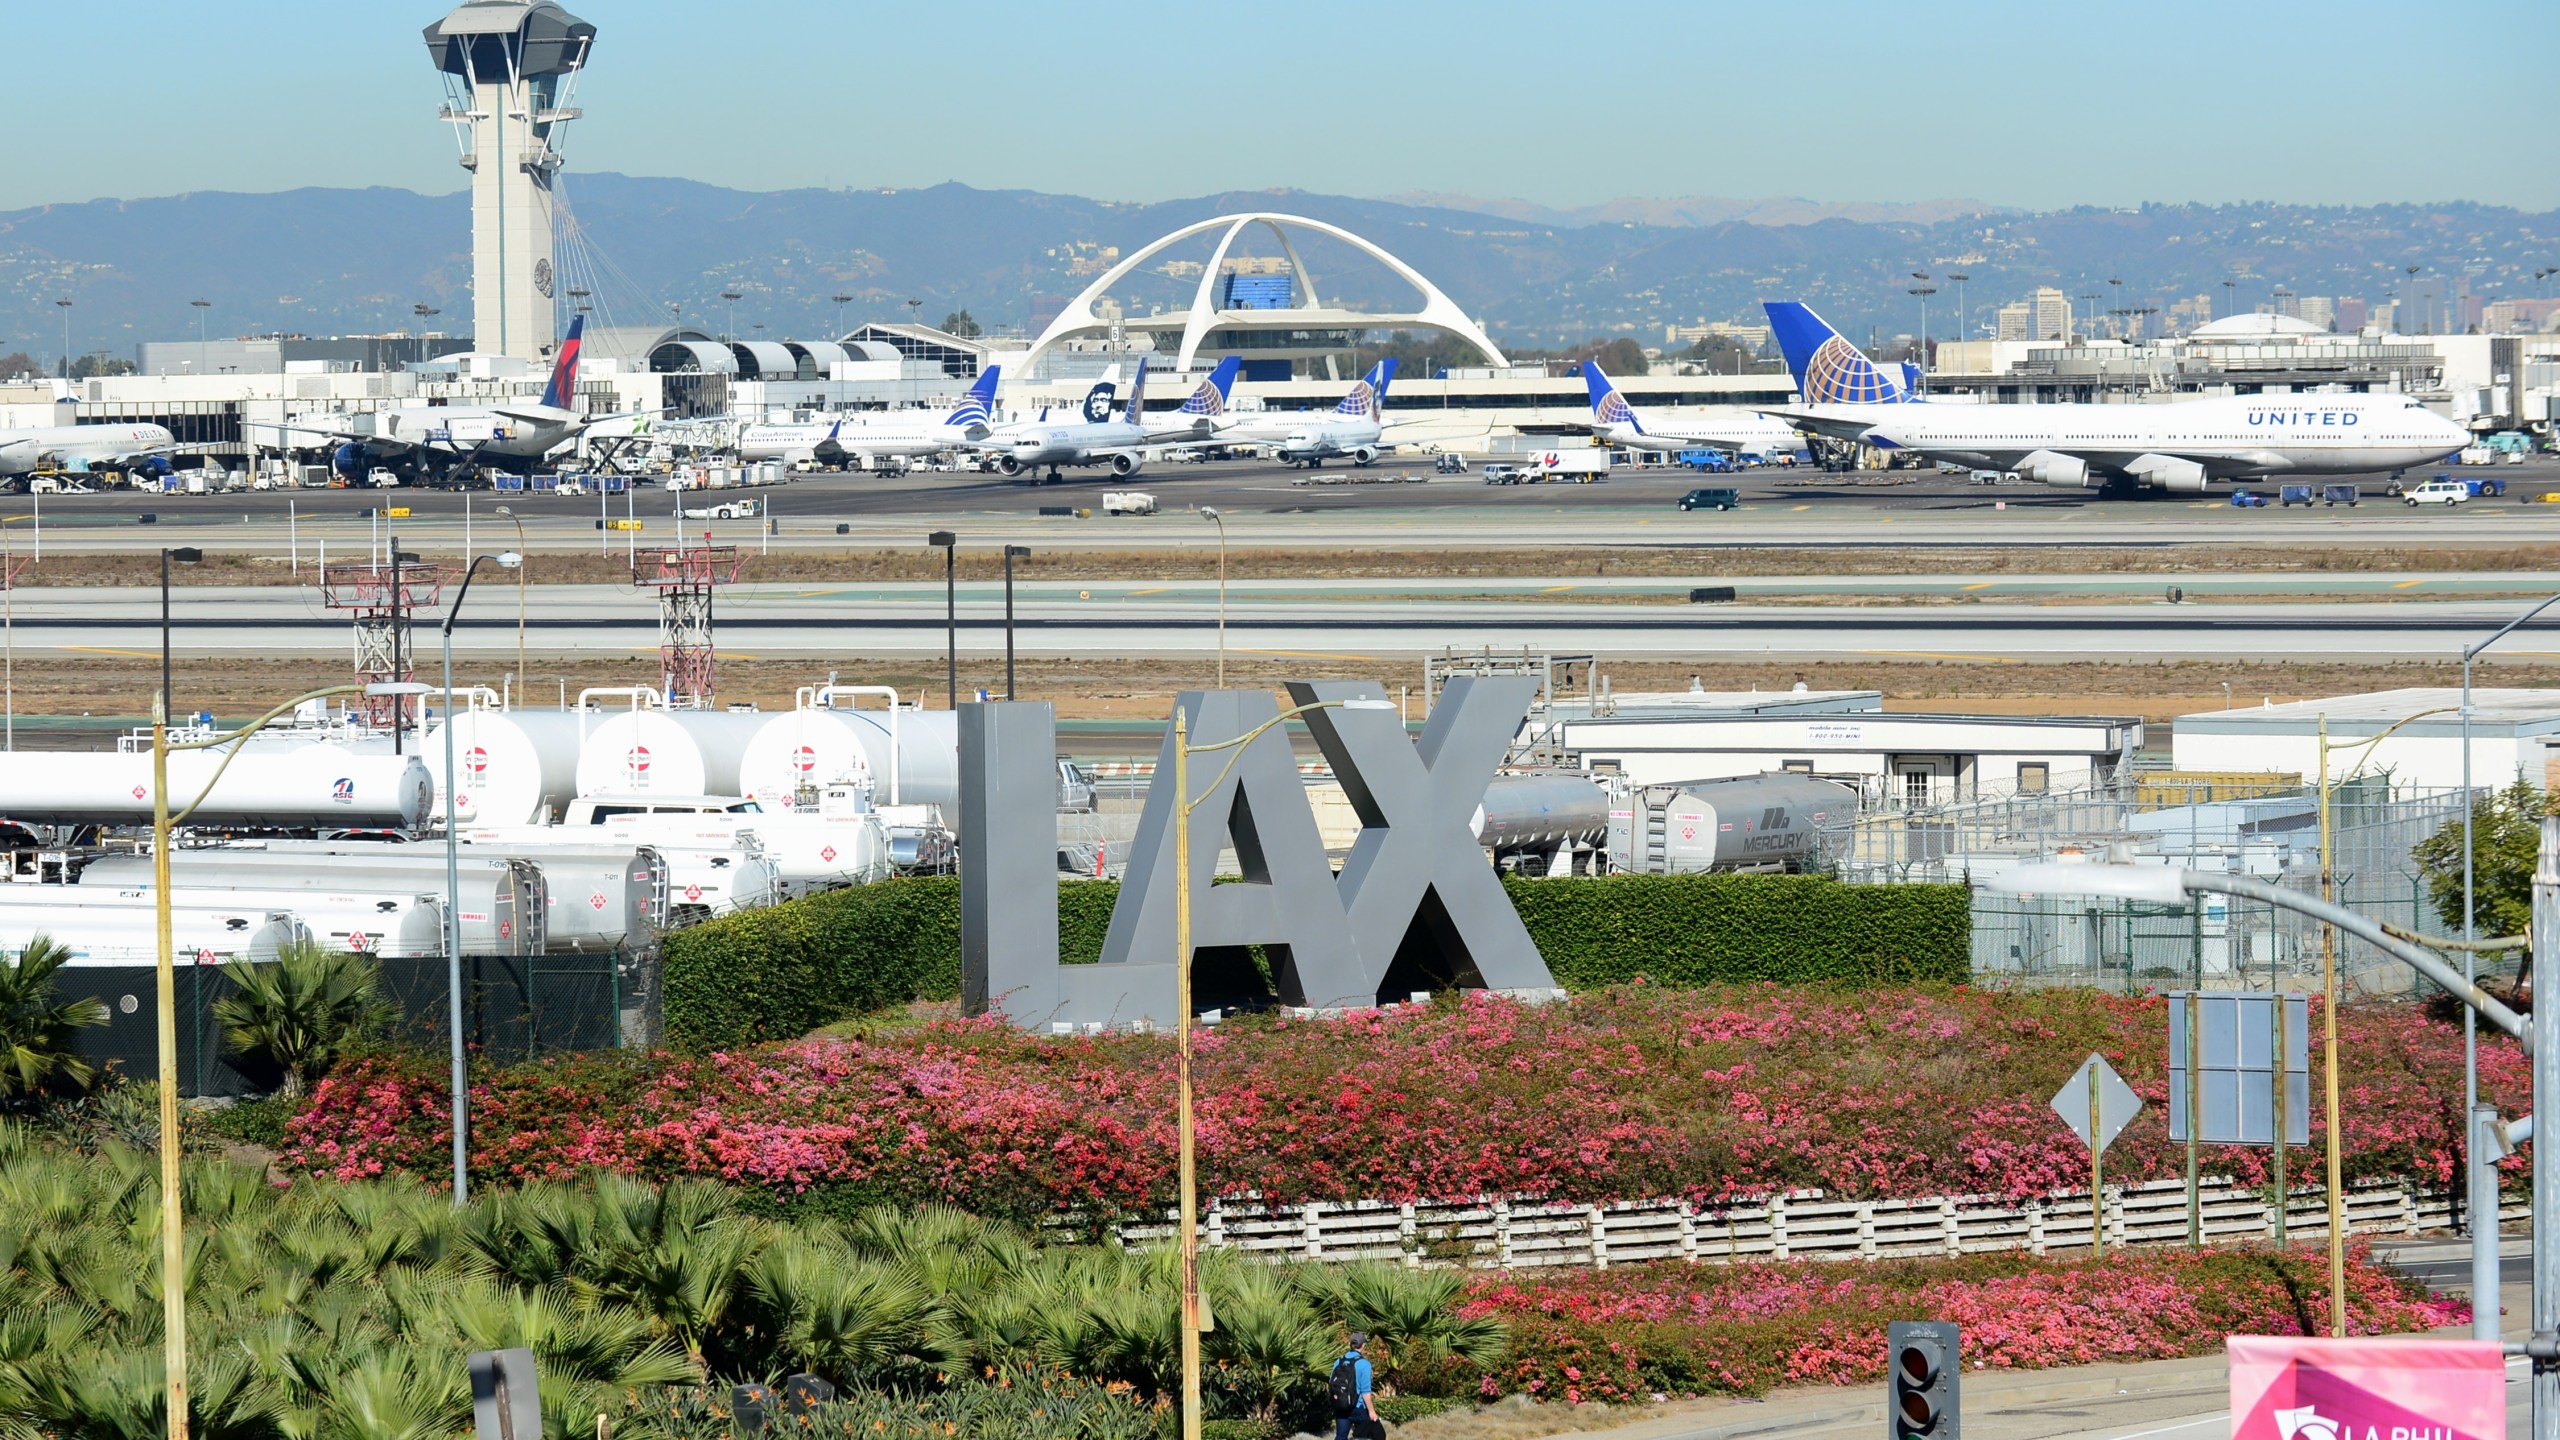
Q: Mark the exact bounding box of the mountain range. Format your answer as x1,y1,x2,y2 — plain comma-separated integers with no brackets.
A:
1,177,2552,365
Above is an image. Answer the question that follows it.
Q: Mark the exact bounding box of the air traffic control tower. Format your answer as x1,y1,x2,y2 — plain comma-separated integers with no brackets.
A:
424,0,595,363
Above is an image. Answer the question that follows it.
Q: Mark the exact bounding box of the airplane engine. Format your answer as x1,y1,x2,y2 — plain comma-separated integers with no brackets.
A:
332,443,370,479
2125,454,2209,492
2016,450,2092,487
997,456,1023,477
1351,446,1378,466
0,440,34,477
1109,452,1142,478
132,455,174,480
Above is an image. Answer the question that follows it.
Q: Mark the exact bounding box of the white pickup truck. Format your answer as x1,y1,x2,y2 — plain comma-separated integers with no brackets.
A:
1102,491,1158,515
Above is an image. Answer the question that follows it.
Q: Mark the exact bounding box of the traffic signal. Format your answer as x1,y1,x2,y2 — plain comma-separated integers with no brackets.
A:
1887,1320,1960,1438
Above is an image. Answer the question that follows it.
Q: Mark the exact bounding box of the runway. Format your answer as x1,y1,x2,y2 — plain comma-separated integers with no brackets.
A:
15,581,2559,663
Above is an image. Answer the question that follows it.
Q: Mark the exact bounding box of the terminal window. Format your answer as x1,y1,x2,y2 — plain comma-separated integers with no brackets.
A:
2017,762,2050,793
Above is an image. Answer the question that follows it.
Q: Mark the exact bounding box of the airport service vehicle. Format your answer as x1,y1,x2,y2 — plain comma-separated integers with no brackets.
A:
2279,485,2315,507
1524,449,1610,482
736,367,1002,468
1102,491,1157,516
1580,362,1803,458
681,497,760,520
1678,449,1738,472
2404,478,2471,507
265,317,646,486
2229,490,2269,508
1434,453,1469,475
2280,483,2361,507
1480,464,1521,485
1678,487,1740,512
2461,476,2507,498
0,422,175,486
988,359,1240,482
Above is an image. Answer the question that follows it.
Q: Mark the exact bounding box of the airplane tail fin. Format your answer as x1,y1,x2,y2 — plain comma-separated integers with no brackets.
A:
1762,301,1909,405
1179,357,1241,418
539,314,586,410
1581,361,1640,432
1334,357,1397,418
1901,361,1924,394
945,365,1001,427
1122,357,1149,426
1078,364,1123,424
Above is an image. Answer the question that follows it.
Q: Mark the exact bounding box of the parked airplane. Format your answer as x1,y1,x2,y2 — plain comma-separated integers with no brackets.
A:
991,358,1228,481
0,422,175,484
1579,362,1802,456
735,367,1002,468
262,316,632,484
1862,391,2471,488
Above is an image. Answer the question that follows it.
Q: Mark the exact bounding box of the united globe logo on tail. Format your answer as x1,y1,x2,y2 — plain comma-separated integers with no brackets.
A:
1800,335,1904,405
1334,358,1397,418
1179,357,1242,418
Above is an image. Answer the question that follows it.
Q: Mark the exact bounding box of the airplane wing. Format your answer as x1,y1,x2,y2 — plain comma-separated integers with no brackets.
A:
1142,417,1221,443
1759,406,1878,444
247,419,417,453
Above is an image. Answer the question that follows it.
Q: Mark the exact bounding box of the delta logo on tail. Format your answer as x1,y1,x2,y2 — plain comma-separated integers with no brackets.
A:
1581,362,1640,431
1179,357,1243,418
1762,301,1910,406
943,366,1002,428
1335,358,1398,418
538,314,586,409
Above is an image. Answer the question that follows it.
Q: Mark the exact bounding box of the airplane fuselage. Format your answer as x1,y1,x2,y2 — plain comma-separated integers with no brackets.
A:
0,423,175,476
1602,409,1803,455
1276,417,1385,464
737,417,979,463
1862,395,2468,485
1003,420,1151,476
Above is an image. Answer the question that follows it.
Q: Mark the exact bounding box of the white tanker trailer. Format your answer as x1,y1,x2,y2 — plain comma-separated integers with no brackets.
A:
1603,774,1856,874
736,688,959,810
0,750,433,829
78,848,541,955
0,889,312,965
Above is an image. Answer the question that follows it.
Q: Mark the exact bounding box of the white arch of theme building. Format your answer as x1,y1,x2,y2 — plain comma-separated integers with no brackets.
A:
1022,212,1508,375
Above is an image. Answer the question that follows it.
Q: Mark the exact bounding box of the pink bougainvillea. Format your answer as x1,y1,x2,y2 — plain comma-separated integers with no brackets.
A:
282,986,2527,1221
1459,1241,2467,1402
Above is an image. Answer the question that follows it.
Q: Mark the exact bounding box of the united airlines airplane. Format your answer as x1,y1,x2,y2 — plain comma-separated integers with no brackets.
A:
1580,362,1802,456
1762,301,2468,489
736,366,1002,467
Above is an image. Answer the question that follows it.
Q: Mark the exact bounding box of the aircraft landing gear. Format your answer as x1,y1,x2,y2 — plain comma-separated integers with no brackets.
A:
1045,467,1064,484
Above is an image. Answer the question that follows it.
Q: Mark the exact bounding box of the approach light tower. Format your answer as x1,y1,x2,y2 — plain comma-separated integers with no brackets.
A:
424,0,594,363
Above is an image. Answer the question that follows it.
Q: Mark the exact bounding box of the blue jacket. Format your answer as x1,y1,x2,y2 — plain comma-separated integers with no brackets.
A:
1338,1350,1373,1401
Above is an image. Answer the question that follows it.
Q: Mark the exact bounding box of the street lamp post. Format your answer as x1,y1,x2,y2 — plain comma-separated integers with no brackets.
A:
55,298,70,380
1907,276,1936,387
1199,507,1227,687
720,290,742,342
438,552,520,1205
493,506,529,702
831,293,853,336
1169,695,1396,1440
2315,705,2457,1333
1947,271,1970,346
928,531,957,707
190,299,210,374
1002,544,1029,701
2460,592,2560,1232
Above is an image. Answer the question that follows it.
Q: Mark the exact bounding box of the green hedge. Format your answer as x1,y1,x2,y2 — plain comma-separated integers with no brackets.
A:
663,873,1971,1048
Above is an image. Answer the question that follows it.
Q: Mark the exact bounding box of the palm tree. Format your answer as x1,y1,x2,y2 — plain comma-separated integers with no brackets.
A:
0,936,109,1104
1293,1262,1507,1395
212,941,388,1098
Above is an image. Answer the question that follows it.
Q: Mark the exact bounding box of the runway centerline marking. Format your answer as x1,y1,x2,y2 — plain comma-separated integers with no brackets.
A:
2393,579,2425,589
1235,648,1379,662
1856,649,2023,663
1541,585,1576,594
1961,582,1998,591
1129,587,1169,596
63,645,161,659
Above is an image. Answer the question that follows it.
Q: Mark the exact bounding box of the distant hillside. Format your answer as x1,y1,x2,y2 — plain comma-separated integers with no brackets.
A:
0,178,2550,363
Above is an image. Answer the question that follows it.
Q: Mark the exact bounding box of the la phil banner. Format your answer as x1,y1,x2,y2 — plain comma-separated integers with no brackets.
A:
2229,1336,2505,1440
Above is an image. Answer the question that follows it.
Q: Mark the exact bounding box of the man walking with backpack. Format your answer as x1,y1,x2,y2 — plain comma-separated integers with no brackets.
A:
1329,1332,1381,1439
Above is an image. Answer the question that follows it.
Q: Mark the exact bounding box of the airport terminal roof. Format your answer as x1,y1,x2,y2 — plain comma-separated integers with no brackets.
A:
2189,313,2330,341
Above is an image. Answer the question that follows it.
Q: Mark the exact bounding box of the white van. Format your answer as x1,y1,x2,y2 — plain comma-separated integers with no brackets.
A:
2404,478,2470,507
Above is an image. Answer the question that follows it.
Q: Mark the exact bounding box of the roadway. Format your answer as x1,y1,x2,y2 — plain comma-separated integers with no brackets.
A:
19,580,2560,663
12,456,2557,554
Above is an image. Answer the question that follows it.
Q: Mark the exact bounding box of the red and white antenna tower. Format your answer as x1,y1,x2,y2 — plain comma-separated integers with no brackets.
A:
633,540,741,708
319,556,447,729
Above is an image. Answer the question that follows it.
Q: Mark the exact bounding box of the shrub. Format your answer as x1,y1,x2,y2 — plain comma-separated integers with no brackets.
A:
0,935,109,1103
286,987,2524,1221
213,940,392,1097
201,1092,295,1149
662,874,1968,1048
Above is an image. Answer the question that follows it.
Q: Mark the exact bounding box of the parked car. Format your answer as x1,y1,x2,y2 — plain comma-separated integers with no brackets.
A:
2404,478,2472,507
2229,490,2269,508
1678,487,1740,512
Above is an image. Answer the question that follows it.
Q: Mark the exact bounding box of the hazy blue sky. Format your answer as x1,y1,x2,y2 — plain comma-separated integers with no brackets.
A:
9,0,2552,213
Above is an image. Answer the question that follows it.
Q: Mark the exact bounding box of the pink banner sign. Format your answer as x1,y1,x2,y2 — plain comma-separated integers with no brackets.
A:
2229,1336,2505,1440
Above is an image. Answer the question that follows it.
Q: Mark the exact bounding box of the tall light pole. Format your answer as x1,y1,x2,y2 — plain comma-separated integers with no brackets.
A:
2077,293,2099,348
1906,284,1937,385
1169,694,1396,1440
720,290,742,342
929,531,957,707
2317,704,2458,1334
831,292,853,336
1199,507,1227,687
2460,592,2560,1233
1002,544,1028,701
493,506,528,701
439,551,519,1205
2222,278,2238,323
189,299,210,374
2107,277,2124,338
1946,271,1970,345
2407,265,2425,334
55,298,71,380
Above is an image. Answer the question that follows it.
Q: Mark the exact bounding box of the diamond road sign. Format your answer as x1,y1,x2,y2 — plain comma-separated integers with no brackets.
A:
2050,1052,2143,1155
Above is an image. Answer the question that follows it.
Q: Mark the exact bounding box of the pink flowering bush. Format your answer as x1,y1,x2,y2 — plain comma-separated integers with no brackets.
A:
282,986,2527,1222
1460,1242,2467,1403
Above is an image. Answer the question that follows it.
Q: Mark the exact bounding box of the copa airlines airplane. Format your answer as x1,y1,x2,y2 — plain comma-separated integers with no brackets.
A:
1580,362,1802,456
0,422,175,483
1761,300,2468,489
735,367,1001,467
992,357,1241,481
268,316,639,483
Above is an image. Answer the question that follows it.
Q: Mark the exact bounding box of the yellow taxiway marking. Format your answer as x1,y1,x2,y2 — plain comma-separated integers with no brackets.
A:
1961,582,1998,591
64,646,162,659
1541,585,1576,594
1792,504,1812,512
2392,579,2425,589
1856,649,2022,663
1129,587,1169,596
1879,517,1896,524
715,652,761,661
1236,648,1380,662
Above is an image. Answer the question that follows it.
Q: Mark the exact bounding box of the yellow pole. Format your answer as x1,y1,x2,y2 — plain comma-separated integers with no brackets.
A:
2319,715,2345,1336
2090,1062,2104,1262
1174,708,1200,1440
152,712,189,1440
